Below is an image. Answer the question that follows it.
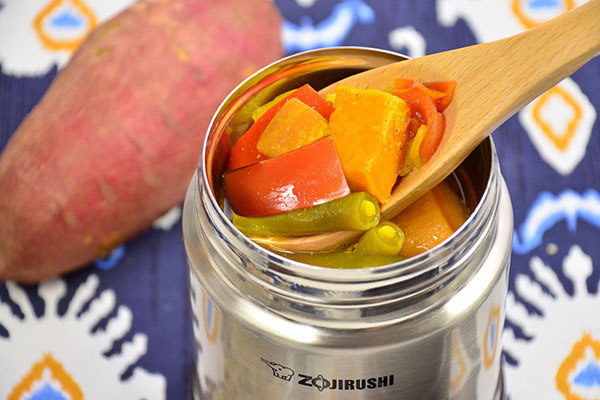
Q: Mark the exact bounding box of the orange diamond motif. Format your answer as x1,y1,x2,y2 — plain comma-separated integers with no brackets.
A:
33,0,97,51
556,334,600,400
8,353,82,400
532,85,583,152
512,0,574,29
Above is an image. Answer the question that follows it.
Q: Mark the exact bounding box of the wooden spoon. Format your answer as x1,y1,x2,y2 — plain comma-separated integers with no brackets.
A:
253,0,600,252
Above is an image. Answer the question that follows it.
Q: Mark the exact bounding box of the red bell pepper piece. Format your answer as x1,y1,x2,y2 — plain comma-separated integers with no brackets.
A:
224,136,350,217
227,84,334,170
393,78,415,92
393,78,456,113
424,81,456,112
393,78,441,97
395,86,445,163
226,122,266,171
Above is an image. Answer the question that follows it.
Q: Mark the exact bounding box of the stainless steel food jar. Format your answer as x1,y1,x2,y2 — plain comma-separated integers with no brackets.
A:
183,48,513,400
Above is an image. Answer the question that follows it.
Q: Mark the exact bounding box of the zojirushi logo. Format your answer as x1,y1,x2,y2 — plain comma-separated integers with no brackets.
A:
298,373,394,391
261,358,394,392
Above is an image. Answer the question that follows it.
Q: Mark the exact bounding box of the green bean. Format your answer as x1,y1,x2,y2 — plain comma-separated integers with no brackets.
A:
287,222,405,269
354,221,405,256
232,192,380,236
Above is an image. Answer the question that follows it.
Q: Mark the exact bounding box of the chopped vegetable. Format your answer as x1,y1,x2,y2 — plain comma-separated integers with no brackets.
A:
223,76,461,269
408,124,428,170
353,221,405,256
228,84,335,170
393,79,456,112
227,119,266,170
326,93,336,105
431,179,470,231
256,98,331,158
287,222,405,268
394,86,445,163
232,191,379,236
224,136,349,217
390,181,468,257
424,81,456,112
252,89,297,122
399,124,429,176
419,109,445,163
329,86,410,203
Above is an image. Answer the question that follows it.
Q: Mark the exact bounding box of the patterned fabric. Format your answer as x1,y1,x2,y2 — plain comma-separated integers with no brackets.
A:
0,0,598,398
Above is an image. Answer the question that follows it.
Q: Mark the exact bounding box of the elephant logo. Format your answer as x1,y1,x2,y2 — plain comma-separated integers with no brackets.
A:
261,358,295,382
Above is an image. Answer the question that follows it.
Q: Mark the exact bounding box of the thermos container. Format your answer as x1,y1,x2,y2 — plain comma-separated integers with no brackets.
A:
183,48,513,400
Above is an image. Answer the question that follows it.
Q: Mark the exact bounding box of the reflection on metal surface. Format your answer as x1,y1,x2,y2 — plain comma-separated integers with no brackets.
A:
483,306,501,370
449,330,470,395
202,291,220,344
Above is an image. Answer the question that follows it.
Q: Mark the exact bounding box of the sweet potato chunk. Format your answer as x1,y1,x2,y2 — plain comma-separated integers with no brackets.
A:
257,98,330,158
390,181,468,257
432,180,470,231
329,86,410,203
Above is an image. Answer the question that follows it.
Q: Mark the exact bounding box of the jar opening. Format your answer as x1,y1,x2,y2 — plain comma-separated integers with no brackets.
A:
197,47,497,290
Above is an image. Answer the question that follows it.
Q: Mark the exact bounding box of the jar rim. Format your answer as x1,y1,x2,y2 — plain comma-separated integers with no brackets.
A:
196,47,501,298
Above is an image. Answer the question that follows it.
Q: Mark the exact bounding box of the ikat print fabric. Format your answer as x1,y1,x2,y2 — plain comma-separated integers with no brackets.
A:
0,0,598,399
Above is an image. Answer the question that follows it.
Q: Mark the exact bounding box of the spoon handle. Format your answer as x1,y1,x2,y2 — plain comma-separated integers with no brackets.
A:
341,0,600,145
269,1,600,252
458,0,600,140
375,0,600,219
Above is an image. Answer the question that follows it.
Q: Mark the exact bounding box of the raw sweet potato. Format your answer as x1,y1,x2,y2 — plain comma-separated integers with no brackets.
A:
0,0,282,282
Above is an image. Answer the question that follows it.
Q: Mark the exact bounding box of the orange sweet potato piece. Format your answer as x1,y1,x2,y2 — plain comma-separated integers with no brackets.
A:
257,98,331,158
0,0,282,282
329,86,410,203
391,181,469,257
432,180,471,231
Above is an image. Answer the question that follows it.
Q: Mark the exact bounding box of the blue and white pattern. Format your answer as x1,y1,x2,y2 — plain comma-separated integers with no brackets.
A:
0,275,166,399
282,0,375,54
0,0,598,398
436,1,599,399
0,0,135,76
513,189,600,254
504,246,600,399
388,26,427,58
519,77,596,176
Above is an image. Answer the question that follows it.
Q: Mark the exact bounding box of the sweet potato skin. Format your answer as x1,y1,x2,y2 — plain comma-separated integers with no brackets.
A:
0,0,282,282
